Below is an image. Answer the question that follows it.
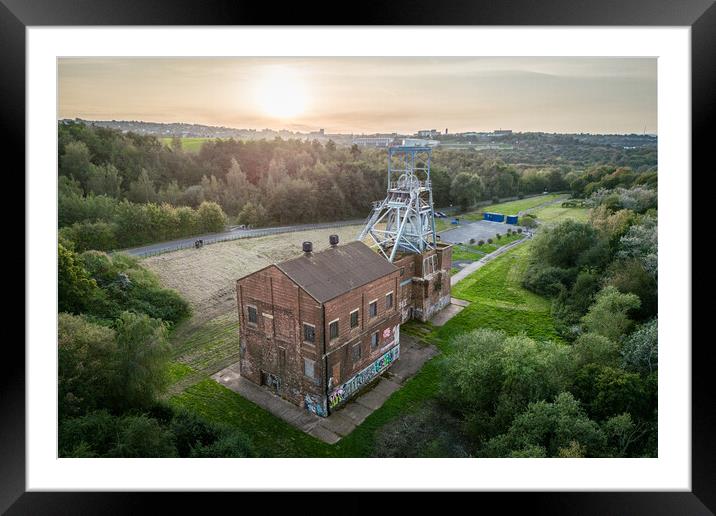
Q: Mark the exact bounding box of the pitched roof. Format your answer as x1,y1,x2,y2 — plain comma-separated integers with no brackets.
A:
275,241,398,303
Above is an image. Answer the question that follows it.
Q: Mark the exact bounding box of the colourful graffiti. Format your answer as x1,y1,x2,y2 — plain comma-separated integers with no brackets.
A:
328,343,401,410
304,394,327,417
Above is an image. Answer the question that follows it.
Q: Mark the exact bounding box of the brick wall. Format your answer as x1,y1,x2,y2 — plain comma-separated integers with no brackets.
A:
237,265,325,407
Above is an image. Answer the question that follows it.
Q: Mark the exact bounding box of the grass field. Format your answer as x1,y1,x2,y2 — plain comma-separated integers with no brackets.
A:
435,193,565,232
449,232,523,272
160,137,213,152
529,204,590,226
439,242,562,344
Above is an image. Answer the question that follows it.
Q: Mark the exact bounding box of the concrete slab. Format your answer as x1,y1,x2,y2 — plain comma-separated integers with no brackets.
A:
321,411,357,437
338,401,373,425
307,425,341,445
353,379,401,410
451,297,470,307
429,303,464,326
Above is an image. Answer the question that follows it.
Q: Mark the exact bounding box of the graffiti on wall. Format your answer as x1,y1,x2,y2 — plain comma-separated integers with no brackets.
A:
328,339,400,410
304,393,327,417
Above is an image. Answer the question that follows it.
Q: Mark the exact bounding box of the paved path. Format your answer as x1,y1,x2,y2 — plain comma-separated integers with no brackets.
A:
121,219,364,257
212,334,438,444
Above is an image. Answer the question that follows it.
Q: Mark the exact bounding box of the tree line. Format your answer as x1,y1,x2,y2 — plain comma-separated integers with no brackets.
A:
58,121,657,251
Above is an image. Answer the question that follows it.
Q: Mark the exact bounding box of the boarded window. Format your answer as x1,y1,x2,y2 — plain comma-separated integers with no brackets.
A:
352,342,361,362
369,301,378,318
247,306,258,324
386,292,394,309
303,323,315,343
303,358,315,378
371,331,379,350
329,320,339,340
332,362,341,384
350,310,359,328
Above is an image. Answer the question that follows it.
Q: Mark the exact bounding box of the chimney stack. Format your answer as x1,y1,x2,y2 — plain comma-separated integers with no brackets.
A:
329,234,339,247
302,241,313,255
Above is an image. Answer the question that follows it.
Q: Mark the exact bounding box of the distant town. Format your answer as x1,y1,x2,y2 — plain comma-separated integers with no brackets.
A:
61,118,658,150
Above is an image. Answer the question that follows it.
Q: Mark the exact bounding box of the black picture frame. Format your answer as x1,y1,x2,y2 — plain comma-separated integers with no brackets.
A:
5,0,711,512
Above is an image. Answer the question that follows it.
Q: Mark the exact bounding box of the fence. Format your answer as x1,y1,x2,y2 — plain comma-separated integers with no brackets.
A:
126,219,365,258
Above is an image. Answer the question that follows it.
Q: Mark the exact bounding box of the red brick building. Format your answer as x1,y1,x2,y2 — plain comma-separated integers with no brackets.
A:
236,236,451,416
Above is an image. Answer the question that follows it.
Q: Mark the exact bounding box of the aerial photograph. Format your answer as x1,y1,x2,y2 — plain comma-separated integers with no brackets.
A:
57,57,658,458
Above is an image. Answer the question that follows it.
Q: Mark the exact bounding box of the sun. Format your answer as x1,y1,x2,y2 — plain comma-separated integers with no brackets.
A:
254,66,308,119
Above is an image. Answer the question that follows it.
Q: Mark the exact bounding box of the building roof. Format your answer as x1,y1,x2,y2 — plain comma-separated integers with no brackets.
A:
275,241,398,303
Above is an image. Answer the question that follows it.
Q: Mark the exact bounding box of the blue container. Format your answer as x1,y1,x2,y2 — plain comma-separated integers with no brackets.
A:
506,215,518,225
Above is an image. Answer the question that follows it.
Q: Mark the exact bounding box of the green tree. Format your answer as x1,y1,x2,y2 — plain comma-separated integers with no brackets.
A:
58,243,100,313
58,314,117,418
197,201,227,232
60,140,92,186
450,172,484,211
479,392,606,458
59,221,118,252
127,169,157,203
581,286,641,341
621,319,658,374
439,329,573,439
237,201,267,227
112,312,171,410
86,163,123,198
107,415,178,457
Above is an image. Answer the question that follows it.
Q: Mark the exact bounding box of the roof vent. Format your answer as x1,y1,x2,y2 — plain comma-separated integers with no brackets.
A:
329,234,339,247
302,241,313,255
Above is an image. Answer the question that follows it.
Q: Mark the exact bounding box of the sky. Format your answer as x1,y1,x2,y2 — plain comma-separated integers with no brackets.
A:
58,57,657,135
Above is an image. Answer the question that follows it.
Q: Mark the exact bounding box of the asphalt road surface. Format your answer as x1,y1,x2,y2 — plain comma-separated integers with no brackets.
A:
121,219,364,257
439,219,523,245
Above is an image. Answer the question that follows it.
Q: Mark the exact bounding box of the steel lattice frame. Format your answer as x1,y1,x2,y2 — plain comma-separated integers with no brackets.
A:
358,146,437,262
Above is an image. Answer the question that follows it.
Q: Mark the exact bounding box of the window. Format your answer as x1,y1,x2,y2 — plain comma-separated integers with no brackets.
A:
371,331,379,350
329,319,339,340
350,309,359,328
423,255,437,276
247,305,258,324
352,342,362,362
332,362,341,384
369,300,378,318
303,323,315,343
386,292,394,309
303,358,315,378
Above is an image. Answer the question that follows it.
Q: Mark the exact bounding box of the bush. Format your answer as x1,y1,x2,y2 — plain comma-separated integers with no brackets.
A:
478,240,485,246
59,221,118,252
517,228,523,234
469,238,476,245
373,403,469,458
521,216,537,228
487,238,493,244
496,233,502,240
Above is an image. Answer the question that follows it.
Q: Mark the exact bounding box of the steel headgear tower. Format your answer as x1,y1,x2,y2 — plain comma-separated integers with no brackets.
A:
358,145,437,262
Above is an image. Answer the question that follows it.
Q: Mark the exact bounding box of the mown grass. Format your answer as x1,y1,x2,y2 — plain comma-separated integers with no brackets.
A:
170,312,240,372
160,137,213,153
438,243,562,344
435,193,564,232
530,205,590,226
168,240,559,456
